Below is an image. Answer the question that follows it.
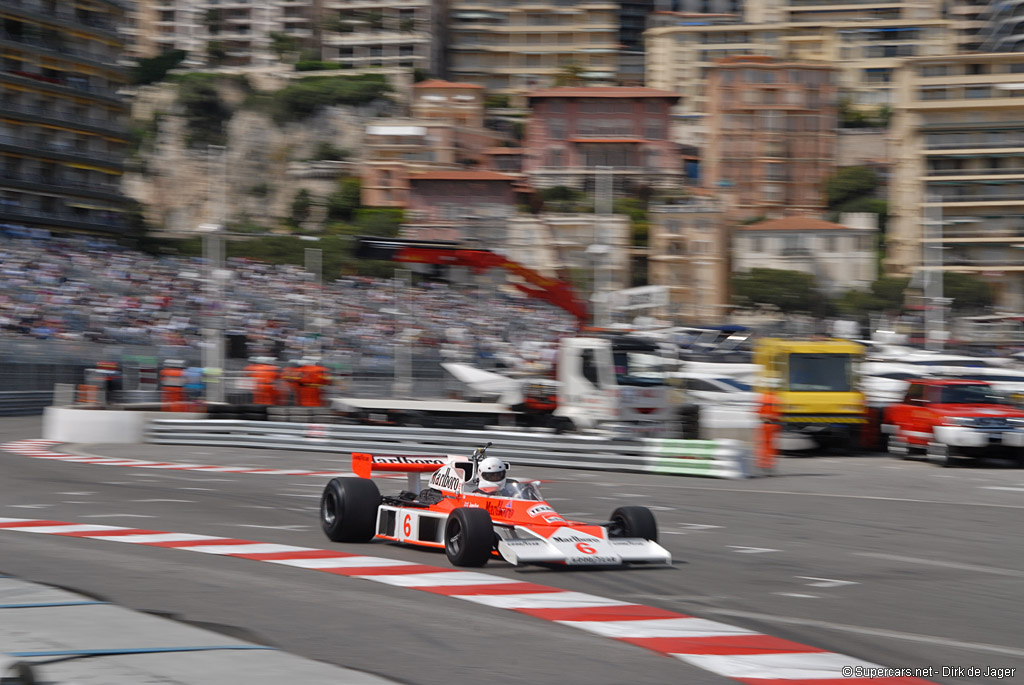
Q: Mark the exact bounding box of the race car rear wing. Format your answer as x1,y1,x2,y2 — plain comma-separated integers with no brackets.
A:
352,452,450,491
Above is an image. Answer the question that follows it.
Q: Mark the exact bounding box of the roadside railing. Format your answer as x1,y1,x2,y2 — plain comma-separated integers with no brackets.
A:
145,418,750,479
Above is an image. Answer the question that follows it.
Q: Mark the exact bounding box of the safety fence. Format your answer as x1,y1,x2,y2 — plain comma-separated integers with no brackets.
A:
0,391,53,416
145,419,750,479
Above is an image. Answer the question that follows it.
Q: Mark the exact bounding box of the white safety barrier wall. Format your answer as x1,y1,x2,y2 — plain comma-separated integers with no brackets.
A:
145,418,751,479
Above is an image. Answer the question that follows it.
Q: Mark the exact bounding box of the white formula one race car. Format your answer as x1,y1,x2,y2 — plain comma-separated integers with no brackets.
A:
320,443,672,568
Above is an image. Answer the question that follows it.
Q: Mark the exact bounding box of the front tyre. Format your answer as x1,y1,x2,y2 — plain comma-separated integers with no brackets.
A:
609,506,658,542
444,508,494,567
321,477,381,543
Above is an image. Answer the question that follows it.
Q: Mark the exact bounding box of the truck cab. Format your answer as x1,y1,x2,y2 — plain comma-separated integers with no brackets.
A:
882,378,1024,466
555,336,672,433
754,338,867,449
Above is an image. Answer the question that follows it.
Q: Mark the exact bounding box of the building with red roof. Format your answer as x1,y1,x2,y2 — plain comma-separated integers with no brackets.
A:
733,214,879,293
523,87,683,194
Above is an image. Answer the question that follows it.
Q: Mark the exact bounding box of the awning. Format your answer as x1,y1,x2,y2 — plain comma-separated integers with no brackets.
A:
570,138,643,143
66,202,123,212
367,125,426,136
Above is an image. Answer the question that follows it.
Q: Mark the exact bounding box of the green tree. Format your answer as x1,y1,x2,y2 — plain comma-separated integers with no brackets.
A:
207,41,228,66
176,74,231,148
555,62,585,87
353,208,403,236
310,141,348,161
291,188,313,225
269,31,298,60
268,74,392,124
943,272,994,311
825,166,879,210
131,50,187,86
731,268,822,314
326,177,362,221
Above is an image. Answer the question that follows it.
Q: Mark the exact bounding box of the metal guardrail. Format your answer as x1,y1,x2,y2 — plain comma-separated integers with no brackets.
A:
0,390,53,416
145,419,749,479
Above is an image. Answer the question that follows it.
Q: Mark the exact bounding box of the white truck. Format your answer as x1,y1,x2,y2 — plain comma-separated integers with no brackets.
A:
332,336,677,435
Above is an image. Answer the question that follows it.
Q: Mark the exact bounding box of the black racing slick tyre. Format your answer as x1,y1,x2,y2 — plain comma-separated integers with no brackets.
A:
609,506,658,542
445,508,494,567
320,477,381,543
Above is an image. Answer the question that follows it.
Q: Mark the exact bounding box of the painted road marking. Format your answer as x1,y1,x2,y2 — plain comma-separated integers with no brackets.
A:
0,440,356,478
853,552,1024,578
728,546,779,554
797,576,858,588
982,486,1024,492
703,607,1024,658
0,516,936,685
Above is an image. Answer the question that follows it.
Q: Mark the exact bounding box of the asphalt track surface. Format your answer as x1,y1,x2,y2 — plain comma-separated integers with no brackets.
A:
1,415,1023,685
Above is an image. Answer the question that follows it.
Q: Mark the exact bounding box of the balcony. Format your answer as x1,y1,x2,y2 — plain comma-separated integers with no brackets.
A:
0,170,121,198
1,69,121,101
4,0,119,35
0,31,118,70
926,167,1024,178
0,134,123,169
2,101,125,135
0,206,127,234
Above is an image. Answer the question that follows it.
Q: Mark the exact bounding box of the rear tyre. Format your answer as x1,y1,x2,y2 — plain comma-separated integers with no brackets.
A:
320,477,381,543
444,508,494,567
609,506,658,542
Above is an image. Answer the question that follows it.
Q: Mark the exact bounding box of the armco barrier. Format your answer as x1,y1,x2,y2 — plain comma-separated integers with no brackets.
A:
145,418,750,479
0,390,54,416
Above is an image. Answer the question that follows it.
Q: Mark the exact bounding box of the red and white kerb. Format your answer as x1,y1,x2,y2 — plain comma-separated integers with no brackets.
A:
0,517,934,685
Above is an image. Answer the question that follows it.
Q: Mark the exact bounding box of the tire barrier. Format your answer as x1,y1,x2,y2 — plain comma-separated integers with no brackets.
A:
145,419,751,479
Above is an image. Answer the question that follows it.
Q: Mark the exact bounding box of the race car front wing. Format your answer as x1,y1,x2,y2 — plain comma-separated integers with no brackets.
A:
497,530,671,566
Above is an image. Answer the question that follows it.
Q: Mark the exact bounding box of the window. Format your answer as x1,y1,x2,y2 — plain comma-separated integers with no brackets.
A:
548,118,566,139
966,86,991,99
644,118,664,139
580,349,601,387
751,235,763,252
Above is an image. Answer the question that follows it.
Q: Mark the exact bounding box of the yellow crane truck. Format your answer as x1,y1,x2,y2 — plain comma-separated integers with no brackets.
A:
753,338,868,449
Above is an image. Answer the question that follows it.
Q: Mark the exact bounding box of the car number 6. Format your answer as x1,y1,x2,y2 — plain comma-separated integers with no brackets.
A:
575,542,596,555
403,515,412,537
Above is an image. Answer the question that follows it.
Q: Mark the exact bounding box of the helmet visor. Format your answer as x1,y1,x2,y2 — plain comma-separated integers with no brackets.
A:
480,469,506,482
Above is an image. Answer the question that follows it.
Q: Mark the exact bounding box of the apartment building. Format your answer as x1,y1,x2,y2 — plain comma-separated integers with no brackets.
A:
132,0,315,64
645,5,950,145
504,213,632,294
733,215,878,294
402,170,518,242
0,0,131,236
888,52,1024,311
704,56,838,218
411,79,484,127
647,197,728,322
446,0,619,100
361,117,505,206
523,87,683,193
320,0,443,75
619,0,656,86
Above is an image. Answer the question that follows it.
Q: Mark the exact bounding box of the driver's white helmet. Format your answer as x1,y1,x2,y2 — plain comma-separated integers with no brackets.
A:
477,456,507,494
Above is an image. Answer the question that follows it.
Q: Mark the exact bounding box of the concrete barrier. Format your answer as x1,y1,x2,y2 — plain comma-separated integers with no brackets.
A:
42,407,205,444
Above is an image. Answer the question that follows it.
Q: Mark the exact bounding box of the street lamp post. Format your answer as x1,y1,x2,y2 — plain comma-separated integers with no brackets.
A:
392,268,413,397
592,165,613,327
923,194,944,352
304,246,323,357
201,144,227,402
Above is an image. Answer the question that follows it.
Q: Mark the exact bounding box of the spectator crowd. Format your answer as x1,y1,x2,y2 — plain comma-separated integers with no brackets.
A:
0,232,578,369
